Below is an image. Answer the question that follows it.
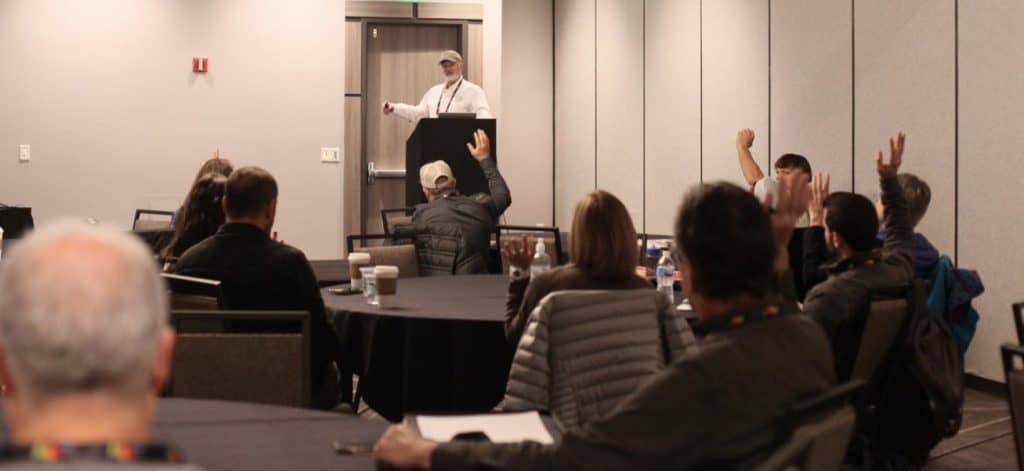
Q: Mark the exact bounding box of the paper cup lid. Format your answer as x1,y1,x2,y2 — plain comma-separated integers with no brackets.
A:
348,252,371,262
374,265,399,276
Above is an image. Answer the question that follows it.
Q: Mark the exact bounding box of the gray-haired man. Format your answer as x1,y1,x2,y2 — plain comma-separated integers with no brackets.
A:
0,222,184,466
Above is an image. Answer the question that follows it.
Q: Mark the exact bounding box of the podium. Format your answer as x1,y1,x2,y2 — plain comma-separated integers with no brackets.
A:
405,118,497,207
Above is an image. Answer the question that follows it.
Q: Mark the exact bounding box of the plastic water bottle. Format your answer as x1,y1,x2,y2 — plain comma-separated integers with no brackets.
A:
644,243,661,272
656,250,675,304
530,239,551,278
0,226,4,261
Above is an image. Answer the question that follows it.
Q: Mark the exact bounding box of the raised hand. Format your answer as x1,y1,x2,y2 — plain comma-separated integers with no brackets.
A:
501,235,535,271
808,172,831,227
876,131,906,178
736,128,755,150
211,148,221,159
466,129,491,162
764,175,812,271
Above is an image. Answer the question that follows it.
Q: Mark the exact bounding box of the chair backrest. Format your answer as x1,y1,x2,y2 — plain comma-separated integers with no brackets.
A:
162,273,223,310
1013,302,1024,345
354,244,421,278
759,380,863,471
381,207,416,235
346,233,394,253
506,289,678,429
753,434,813,471
1002,344,1024,468
495,225,563,271
168,310,310,408
133,209,175,231
851,298,910,382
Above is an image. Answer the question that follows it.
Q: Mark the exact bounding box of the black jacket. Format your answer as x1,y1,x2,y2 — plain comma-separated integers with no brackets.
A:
431,311,836,470
802,175,916,381
172,223,341,396
395,158,511,275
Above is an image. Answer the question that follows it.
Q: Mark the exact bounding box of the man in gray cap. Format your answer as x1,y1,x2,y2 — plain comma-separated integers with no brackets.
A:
392,129,510,275
383,50,493,121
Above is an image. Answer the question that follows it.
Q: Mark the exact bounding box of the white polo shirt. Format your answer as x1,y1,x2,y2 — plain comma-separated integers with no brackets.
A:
391,76,493,122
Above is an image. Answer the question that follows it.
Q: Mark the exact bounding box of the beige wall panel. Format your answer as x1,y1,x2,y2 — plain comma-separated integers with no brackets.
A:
554,0,596,229
701,0,770,186
643,0,700,235
854,0,955,256
419,3,484,20
0,0,347,258
347,1,413,18
595,0,644,229
467,23,484,84
959,0,1024,381
499,0,553,226
771,0,853,191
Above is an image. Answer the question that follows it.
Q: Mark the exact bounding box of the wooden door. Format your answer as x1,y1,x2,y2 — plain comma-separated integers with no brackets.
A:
364,23,461,234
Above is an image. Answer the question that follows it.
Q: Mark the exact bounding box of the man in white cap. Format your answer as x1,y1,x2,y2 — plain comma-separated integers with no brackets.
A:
382,50,493,121
393,129,510,275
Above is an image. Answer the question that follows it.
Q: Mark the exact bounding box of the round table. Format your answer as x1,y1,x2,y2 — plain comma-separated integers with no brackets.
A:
323,274,514,422
0,398,388,470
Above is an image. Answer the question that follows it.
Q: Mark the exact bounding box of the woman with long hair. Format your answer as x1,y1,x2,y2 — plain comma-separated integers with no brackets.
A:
501,190,651,345
160,173,227,267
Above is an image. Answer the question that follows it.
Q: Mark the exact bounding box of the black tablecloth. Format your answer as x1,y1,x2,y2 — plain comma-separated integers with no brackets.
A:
323,274,514,422
310,259,351,287
0,398,386,470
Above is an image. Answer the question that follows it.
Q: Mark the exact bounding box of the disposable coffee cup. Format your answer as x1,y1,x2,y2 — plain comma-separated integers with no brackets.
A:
374,265,399,308
348,252,371,290
360,267,377,301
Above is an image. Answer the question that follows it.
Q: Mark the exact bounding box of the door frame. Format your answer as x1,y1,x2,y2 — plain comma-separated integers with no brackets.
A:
355,18,477,234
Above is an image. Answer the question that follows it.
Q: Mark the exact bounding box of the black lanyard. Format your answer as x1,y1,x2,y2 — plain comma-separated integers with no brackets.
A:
436,78,464,115
694,304,785,337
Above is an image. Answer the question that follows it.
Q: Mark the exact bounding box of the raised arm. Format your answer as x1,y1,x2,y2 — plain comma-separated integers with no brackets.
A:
384,89,432,122
876,132,915,268
802,172,832,291
467,129,511,217
736,129,766,190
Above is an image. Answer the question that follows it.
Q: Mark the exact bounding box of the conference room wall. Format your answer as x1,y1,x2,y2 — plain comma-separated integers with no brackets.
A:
853,0,956,258
700,0,770,187
554,0,597,229
770,0,853,192
595,0,644,230
0,0,347,259
498,0,554,227
959,0,1024,381
643,0,700,236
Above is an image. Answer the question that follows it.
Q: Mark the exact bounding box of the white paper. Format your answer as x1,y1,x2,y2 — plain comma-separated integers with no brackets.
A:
416,411,554,444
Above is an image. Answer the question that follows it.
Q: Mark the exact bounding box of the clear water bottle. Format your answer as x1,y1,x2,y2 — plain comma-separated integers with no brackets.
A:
530,238,551,278
644,243,661,272
656,250,675,304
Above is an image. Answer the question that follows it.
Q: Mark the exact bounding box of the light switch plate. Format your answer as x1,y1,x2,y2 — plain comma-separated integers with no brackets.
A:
18,144,30,162
320,147,340,163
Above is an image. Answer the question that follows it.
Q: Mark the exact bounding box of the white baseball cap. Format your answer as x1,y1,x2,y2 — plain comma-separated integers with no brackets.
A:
438,50,463,64
419,160,454,190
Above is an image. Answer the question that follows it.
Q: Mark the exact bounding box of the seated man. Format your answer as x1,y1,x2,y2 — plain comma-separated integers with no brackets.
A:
0,223,187,467
373,178,836,469
874,173,939,278
394,129,511,275
802,132,914,382
174,167,341,408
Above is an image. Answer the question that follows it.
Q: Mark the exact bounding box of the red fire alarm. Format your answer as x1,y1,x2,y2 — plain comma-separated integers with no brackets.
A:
192,57,208,73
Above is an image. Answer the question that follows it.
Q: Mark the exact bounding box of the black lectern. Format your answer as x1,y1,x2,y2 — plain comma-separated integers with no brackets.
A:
405,118,497,207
